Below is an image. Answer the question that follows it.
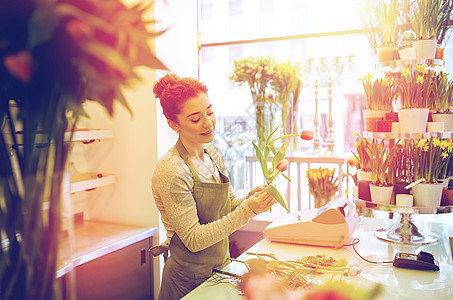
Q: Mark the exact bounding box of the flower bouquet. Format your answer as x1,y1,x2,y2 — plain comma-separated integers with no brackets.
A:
352,132,373,173
306,167,339,208
230,55,277,148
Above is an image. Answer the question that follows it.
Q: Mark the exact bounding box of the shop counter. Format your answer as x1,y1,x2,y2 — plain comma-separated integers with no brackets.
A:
182,217,453,300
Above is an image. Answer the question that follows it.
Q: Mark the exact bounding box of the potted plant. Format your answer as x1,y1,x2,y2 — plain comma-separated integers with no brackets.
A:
361,74,397,131
367,139,394,205
409,138,448,207
411,0,453,59
431,73,453,131
376,0,400,62
306,167,339,208
389,141,413,196
397,65,431,132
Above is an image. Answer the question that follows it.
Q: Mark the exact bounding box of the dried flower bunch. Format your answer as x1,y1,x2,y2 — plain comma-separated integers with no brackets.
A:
306,167,339,201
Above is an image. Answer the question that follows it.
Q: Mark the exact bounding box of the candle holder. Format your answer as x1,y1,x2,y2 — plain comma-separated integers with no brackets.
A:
304,56,355,155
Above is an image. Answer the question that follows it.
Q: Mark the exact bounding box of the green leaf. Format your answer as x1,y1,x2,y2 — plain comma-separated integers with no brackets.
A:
267,184,289,211
281,172,291,183
266,125,280,145
28,5,60,49
272,144,285,170
268,144,277,155
252,142,268,179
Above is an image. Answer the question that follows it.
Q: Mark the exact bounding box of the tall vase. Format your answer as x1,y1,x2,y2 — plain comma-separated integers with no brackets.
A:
278,91,299,152
253,94,267,149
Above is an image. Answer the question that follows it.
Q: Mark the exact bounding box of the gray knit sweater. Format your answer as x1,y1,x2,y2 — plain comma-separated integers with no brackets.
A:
151,143,256,252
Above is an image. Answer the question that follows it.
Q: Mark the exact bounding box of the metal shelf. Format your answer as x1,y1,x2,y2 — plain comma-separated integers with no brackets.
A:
354,197,452,246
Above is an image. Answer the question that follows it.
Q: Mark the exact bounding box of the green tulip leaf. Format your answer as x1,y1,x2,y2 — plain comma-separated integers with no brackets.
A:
253,141,269,179
267,184,289,211
268,144,277,155
266,125,280,146
264,145,270,162
281,172,291,183
272,144,285,170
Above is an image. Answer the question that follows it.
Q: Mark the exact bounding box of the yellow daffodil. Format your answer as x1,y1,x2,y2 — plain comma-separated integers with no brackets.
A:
441,152,449,159
416,139,427,148
416,75,424,84
401,68,411,78
414,64,427,74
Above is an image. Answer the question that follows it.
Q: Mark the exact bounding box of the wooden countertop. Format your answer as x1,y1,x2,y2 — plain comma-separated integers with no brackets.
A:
57,220,157,278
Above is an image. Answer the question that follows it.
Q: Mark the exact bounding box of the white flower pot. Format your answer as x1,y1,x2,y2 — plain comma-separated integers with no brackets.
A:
397,108,429,133
438,177,449,188
369,184,394,205
396,194,413,207
412,182,443,207
399,47,416,60
413,39,437,60
392,122,400,132
431,113,453,132
427,121,444,132
357,170,373,181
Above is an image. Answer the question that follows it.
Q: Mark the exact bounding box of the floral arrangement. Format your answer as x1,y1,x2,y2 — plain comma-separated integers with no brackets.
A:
388,140,413,184
410,138,452,183
368,139,393,186
237,252,382,300
360,73,397,110
0,0,166,299
252,127,313,211
352,132,373,172
306,167,339,207
398,64,433,109
230,55,303,150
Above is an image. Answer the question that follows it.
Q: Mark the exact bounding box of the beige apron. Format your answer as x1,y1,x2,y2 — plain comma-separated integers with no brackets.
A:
158,140,231,300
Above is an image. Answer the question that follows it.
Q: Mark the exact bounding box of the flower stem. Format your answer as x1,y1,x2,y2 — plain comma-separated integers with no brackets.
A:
269,134,300,145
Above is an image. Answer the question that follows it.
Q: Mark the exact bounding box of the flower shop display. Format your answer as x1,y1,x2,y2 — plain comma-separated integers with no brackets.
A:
231,56,303,151
0,0,167,299
306,167,339,208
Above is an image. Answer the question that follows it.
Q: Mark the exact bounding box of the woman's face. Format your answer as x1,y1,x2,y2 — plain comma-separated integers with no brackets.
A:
172,93,216,146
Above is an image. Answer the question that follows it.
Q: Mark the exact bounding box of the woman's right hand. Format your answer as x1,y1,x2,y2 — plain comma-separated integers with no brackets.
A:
246,188,276,214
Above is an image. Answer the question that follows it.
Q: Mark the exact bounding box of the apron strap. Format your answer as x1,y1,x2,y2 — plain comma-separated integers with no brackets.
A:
175,139,201,182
